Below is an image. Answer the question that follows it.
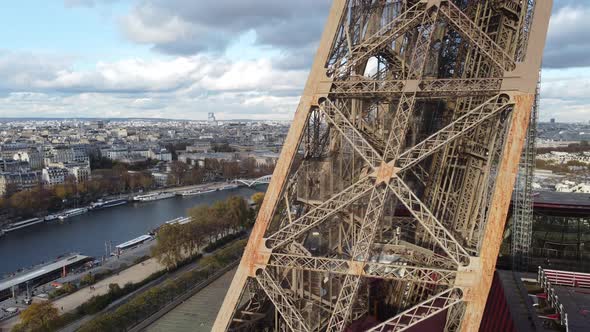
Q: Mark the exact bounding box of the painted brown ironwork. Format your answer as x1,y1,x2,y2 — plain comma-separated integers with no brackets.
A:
213,1,552,331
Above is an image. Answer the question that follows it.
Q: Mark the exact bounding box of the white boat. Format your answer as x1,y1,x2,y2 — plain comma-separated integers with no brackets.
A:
219,184,239,191
44,214,60,221
115,234,153,251
58,207,89,220
165,217,191,225
179,188,216,196
133,192,176,202
90,199,128,210
3,218,45,232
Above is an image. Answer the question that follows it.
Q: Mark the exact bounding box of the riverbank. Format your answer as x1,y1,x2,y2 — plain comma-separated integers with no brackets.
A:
0,184,266,276
0,180,244,236
0,235,247,332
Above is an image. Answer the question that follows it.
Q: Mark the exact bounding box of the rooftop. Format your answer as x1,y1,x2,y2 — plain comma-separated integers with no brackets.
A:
0,254,89,292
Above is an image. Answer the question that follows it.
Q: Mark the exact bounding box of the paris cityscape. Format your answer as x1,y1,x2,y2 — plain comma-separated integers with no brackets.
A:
1,1,590,332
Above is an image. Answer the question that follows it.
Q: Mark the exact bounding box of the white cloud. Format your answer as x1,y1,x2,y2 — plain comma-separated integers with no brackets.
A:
544,5,590,68
0,51,307,120
121,7,196,45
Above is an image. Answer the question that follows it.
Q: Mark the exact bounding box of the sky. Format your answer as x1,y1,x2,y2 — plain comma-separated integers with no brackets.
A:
0,0,588,122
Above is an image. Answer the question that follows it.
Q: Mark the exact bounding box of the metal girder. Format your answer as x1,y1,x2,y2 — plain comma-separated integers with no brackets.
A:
439,1,516,72
229,278,268,331
326,274,362,332
396,94,513,171
330,2,427,78
384,93,417,161
419,78,502,97
327,8,443,330
330,78,503,99
367,288,464,332
388,177,470,266
266,177,374,249
320,100,384,168
267,253,457,286
365,261,456,285
325,185,390,331
373,242,457,270
351,185,390,260
256,270,310,332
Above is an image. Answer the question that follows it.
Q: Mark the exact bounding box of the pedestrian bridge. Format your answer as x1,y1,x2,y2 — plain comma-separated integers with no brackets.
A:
234,175,272,187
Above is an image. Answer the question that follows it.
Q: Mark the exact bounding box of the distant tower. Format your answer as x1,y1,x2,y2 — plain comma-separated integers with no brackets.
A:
208,112,217,125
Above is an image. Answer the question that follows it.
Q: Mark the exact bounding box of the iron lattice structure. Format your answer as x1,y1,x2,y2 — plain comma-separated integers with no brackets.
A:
214,1,552,331
511,69,541,271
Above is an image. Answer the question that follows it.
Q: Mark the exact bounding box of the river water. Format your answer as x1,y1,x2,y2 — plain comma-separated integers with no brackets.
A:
0,185,266,276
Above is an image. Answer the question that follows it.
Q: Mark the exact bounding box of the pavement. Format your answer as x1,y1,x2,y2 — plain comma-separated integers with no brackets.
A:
53,258,164,313
0,238,156,316
0,258,165,332
145,268,237,332
553,285,590,331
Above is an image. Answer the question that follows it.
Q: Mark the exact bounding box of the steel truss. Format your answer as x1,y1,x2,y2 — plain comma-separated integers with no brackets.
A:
214,1,552,331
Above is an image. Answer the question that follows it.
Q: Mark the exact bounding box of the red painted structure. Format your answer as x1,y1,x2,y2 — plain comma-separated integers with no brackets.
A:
479,272,517,332
543,269,590,289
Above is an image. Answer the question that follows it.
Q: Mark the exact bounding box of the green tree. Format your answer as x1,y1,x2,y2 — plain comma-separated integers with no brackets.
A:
151,223,184,269
251,192,265,212
189,205,215,242
169,161,189,186
80,273,96,286
227,196,249,229
177,220,204,257
12,301,59,332
211,200,230,237
139,172,154,189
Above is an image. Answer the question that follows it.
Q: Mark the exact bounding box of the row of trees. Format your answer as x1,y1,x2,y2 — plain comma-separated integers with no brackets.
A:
535,158,590,173
536,140,590,155
78,240,247,332
11,236,253,332
167,157,275,187
0,165,155,223
10,191,261,332
151,195,253,269
1,145,274,225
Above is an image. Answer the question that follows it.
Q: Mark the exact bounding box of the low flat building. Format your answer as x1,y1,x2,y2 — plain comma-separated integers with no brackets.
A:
0,254,91,301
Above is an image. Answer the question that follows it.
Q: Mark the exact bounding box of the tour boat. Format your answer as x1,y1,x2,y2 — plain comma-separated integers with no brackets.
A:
179,188,216,196
90,198,128,210
58,207,89,220
2,218,45,232
133,192,175,202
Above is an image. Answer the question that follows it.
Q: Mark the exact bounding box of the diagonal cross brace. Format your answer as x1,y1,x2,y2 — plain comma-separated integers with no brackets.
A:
367,288,463,332
320,100,384,168
396,94,514,171
331,2,428,77
439,0,516,72
256,269,310,332
266,95,511,252
266,176,374,249
388,176,470,266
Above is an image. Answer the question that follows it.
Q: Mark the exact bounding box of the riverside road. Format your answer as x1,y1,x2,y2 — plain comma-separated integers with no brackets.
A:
0,185,266,276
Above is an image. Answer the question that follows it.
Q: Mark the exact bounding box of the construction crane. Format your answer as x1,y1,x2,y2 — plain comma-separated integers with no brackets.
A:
214,0,552,331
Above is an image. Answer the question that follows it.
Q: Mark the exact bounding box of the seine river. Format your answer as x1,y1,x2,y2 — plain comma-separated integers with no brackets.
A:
0,185,266,276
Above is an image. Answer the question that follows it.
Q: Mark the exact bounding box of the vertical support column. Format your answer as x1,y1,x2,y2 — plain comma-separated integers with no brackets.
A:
460,93,534,332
